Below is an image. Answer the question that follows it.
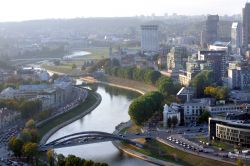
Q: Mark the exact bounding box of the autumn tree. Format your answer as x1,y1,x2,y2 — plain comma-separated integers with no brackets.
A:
8,136,24,157
22,142,38,163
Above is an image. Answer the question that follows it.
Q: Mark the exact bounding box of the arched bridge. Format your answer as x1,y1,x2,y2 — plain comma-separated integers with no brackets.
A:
40,131,154,151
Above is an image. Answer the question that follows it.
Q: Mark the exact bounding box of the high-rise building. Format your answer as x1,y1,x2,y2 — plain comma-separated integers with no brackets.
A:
141,24,159,52
167,46,188,72
231,22,242,53
228,62,250,90
242,3,250,51
198,50,226,82
202,15,219,45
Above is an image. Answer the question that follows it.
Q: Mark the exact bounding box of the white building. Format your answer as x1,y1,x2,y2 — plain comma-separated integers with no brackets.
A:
184,99,209,125
163,104,181,128
141,24,160,52
36,70,50,81
184,97,243,125
208,41,230,52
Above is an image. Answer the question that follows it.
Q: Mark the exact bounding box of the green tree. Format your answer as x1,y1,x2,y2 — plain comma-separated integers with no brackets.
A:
65,155,84,166
20,100,42,118
191,70,215,97
156,76,175,96
71,64,77,69
144,69,161,85
128,91,164,125
20,129,32,143
47,149,55,166
52,74,60,81
197,111,211,124
83,160,94,166
56,154,65,166
8,136,24,157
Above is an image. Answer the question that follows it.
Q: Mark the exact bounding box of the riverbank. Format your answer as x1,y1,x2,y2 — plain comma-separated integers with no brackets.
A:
113,120,234,166
113,122,181,166
81,75,157,94
113,141,180,166
39,91,102,145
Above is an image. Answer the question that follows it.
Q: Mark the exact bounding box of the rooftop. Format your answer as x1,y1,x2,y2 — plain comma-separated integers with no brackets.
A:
19,84,49,91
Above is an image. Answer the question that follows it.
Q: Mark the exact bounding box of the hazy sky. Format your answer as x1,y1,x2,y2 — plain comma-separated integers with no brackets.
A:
0,0,247,22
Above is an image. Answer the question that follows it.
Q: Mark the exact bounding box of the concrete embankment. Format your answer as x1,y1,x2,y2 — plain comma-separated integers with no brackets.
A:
39,92,102,145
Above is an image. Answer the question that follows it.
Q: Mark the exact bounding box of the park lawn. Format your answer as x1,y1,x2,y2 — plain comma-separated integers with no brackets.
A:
106,76,157,94
41,64,78,74
38,92,98,138
83,47,109,60
124,140,234,166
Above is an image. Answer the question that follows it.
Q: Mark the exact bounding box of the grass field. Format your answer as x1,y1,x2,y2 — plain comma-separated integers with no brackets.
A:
42,64,77,74
83,47,109,59
124,140,234,166
41,47,109,74
38,92,98,138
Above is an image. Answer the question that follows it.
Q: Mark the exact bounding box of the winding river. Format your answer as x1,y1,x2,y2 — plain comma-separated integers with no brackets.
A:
47,85,156,166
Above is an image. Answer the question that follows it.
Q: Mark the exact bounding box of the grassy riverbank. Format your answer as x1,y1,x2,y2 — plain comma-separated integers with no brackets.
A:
123,140,234,166
42,64,76,74
38,91,98,138
105,76,157,93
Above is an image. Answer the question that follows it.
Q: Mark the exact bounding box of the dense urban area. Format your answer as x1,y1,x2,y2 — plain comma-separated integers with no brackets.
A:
1,1,250,166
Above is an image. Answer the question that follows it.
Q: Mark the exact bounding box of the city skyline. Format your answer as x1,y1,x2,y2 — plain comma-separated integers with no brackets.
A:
0,0,247,22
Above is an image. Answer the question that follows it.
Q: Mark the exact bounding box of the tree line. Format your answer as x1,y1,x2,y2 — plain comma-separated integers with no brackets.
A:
8,119,40,164
190,70,229,100
47,152,108,166
105,67,162,85
0,99,42,119
105,66,181,97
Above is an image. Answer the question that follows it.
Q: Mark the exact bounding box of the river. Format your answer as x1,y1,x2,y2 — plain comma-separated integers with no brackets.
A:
47,85,156,166
63,51,91,59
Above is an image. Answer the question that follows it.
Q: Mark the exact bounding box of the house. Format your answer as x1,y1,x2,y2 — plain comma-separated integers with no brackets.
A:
163,104,181,128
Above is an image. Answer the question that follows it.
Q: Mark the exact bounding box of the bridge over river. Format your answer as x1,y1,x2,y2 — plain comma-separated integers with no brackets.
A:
40,131,154,151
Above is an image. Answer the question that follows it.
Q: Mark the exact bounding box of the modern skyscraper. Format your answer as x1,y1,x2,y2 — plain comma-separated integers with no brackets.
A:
202,15,219,46
231,22,242,53
141,24,159,52
242,3,250,51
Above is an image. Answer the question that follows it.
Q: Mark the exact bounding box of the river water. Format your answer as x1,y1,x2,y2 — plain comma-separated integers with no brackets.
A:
47,85,156,166
63,51,91,59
